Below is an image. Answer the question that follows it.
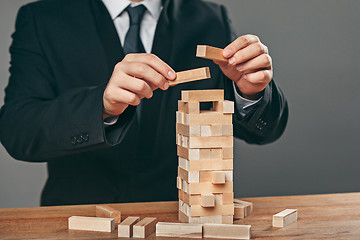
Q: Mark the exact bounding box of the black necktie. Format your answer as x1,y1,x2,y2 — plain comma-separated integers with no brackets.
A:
123,5,147,54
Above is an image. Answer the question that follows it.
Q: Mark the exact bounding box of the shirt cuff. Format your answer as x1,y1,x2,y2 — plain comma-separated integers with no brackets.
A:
232,81,262,117
104,115,119,127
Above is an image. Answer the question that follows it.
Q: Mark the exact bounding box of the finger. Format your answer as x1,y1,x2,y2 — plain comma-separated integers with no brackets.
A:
123,62,169,90
116,73,153,99
124,53,176,81
236,54,272,72
244,70,272,85
229,42,268,65
103,87,140,116
113,87,141,106
223,34,260,58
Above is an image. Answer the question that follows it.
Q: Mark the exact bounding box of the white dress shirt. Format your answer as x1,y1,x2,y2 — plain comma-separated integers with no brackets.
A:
102,0,260,125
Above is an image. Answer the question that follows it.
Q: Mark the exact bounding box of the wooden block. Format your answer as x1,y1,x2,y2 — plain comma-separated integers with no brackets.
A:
185,112,232,125
178,101,200,114
179,190,202,206
189,204,234,217
189,136,233,149
199,149,211,159
222,147,233,159
273,209,298,228
210,149,222,159
213,100,234,114
178,167,199,183
95,205,121,224
179,191,235,208
234,205,245,219
182,179,188,193
176,111,185,124
222,193,234,205
176,123,201,137
179,211,233,224
182,89,224,102
156,222,203,238
183,136,189,148
68,216,114,233
177,176,182,189
201,194,215,207
133,217,157,238
199,148,223,160
188,159,233,171
169,67,211,87
211,171,226,184
222,125,233,136
179,157,189,170
234,199,253,216
177,145,200,160
176,134,180,145
118,216,140,238
200,125,211,137
200,215,223,224
196,45,227,62
189,182,233,194
210,125,222,136
222,215,234,224
203,223,251,239
223,101,235,114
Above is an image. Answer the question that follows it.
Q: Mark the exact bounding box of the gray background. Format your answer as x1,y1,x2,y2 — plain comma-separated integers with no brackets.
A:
0,0,359,208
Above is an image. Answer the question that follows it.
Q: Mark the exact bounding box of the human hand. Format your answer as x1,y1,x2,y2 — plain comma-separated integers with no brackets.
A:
103,53,176,119
214,34,273,100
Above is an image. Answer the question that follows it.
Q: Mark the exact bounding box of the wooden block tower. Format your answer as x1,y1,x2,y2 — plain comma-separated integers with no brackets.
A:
176,89,235,224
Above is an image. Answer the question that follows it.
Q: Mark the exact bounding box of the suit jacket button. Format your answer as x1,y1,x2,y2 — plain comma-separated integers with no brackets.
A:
82,133,89,142
71,137,77,145
76,135,83,144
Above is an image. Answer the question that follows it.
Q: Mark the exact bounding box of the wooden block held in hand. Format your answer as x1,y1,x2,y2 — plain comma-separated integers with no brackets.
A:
68,216,115,232
118,216,140,238
169,67,211,86
201,193,215,207
273,209,298,227
211,171,226,184
156,222,203,238
197,45,227,62
133,217,157,238
96,205,121,224
203,223,251,239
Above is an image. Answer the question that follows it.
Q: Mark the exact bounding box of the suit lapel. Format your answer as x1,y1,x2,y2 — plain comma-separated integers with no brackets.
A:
151,0,173,64
89,0,125,77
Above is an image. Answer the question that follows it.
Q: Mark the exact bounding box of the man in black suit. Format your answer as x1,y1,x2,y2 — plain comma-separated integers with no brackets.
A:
0,0,288,206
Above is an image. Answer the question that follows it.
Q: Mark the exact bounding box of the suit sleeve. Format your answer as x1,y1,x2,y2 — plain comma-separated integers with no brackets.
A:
0,5,135,162
220,5,289,145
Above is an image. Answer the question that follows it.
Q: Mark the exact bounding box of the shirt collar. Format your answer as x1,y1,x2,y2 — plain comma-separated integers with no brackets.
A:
102,0,162,20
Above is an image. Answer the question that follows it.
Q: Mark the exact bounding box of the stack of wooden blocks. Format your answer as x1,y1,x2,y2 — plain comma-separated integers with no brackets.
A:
176,89,235,224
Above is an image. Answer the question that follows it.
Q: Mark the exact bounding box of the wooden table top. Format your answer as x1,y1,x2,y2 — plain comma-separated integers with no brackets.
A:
0,192,359,239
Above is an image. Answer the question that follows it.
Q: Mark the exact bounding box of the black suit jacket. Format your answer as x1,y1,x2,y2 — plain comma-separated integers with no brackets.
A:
0,0,288,206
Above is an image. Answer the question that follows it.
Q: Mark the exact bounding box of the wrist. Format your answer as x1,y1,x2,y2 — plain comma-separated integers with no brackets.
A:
102,108,112,120
234,82,263,100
